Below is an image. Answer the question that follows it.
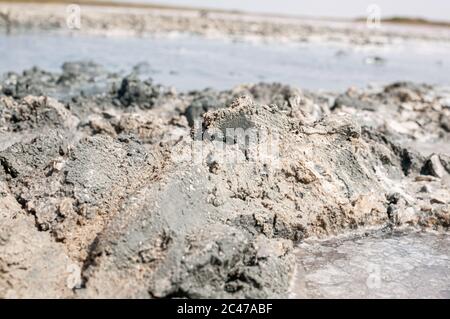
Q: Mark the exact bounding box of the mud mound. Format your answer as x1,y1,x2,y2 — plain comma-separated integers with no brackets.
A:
0,62,449,298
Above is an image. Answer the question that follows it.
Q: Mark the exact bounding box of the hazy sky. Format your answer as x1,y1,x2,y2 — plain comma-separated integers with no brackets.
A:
118,0,450,21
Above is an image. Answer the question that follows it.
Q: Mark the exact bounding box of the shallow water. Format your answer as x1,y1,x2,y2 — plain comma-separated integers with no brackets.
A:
1,32,450,298
1,33,450,91
290,231,450,298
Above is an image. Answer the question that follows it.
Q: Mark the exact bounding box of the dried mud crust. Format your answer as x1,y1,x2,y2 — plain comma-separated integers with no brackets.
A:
0,62,449,298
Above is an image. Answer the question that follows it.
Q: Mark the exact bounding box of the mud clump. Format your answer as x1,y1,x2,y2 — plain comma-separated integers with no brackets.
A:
117,76,164,109
0,63,449,298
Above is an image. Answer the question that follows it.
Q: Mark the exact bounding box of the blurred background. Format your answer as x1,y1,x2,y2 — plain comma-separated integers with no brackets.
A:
117,0,450,21
0,0,449,91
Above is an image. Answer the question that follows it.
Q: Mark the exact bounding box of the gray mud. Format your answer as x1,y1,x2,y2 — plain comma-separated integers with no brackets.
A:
0,62,449,298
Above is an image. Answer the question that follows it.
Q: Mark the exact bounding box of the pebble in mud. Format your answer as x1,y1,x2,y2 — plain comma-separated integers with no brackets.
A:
421,154,448,178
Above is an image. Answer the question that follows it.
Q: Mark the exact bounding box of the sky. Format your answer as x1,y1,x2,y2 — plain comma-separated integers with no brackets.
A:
115,0,450,21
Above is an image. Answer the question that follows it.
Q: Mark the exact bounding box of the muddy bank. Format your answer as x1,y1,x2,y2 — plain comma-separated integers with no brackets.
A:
0,62,449,298
1,2,450,45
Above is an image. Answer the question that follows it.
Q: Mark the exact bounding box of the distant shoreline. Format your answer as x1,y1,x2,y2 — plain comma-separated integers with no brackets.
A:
1,0,449,28
1,0,450,46
357,16,450,28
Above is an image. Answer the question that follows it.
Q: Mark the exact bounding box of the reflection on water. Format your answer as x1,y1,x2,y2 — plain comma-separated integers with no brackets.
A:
290,231,450,298
1,33,450,91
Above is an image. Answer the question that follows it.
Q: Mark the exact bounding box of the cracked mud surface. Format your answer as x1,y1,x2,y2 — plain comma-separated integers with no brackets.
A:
0,62,449,298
